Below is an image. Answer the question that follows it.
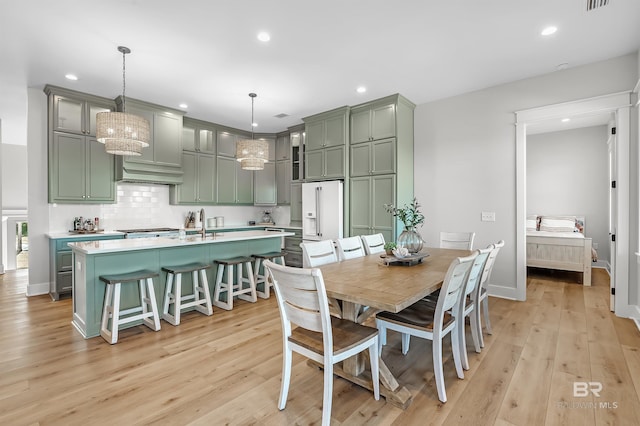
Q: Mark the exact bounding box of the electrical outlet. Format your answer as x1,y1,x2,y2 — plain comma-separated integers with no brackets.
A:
593,242,599,250
481,211,496,222
76,261,82,271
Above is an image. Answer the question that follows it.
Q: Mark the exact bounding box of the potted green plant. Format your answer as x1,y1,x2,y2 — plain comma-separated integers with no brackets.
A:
384,198,425,253
383,241,397,255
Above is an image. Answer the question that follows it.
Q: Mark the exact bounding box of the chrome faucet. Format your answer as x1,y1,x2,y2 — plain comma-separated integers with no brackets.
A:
200,208,206,238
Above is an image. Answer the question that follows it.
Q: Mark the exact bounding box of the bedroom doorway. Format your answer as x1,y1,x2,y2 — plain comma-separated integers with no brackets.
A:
515,92,631,316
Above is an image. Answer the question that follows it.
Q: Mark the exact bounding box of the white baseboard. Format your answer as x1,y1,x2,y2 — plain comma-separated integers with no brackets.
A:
27,281,50,297
487,283,518,301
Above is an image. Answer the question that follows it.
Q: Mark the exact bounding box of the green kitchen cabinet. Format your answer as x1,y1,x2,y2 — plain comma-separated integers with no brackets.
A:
290,182,302,224
254,162,277,205
49,233,124,300
305,145,345,180
217,131,239,157
289,125,305,182
49,132,116,203
350,138,396,177
170,151,216,204
350,99,396,144
45,85,114,137
217,156,254,204
183,117,216,154
276,160,291,204
275,133,291,161
350,174,396,242
114,97,184,184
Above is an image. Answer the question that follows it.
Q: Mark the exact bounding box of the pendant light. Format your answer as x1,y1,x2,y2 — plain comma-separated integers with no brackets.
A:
96,46,150,156
236,93,269,170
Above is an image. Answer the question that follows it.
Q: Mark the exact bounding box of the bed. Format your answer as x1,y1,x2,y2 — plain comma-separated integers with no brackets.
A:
526,215,592,286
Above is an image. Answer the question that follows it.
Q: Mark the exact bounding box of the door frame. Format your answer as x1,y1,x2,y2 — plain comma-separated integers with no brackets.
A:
515,92,632,317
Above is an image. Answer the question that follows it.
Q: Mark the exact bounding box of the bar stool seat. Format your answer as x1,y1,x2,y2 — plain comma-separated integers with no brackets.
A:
162,262,213,326
99,270,161,344
252,251,286,299
213,256,257,310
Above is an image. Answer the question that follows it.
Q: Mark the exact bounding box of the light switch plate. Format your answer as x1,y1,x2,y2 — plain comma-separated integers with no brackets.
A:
481,211,496,222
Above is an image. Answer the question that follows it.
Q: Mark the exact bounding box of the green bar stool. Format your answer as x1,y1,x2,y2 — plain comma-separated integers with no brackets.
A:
99,270,161,344
252,251,286,299
162,262,213,326
213,256,257,310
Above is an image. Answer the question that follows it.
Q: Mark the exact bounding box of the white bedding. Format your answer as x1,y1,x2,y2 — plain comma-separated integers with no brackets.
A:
527,230,584,239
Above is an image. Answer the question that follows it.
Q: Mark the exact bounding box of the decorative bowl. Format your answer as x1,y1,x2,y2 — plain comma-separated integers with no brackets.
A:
392,247,410,258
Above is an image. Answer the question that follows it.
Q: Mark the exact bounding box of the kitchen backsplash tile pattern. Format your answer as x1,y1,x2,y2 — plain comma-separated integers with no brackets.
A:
48,183,291,232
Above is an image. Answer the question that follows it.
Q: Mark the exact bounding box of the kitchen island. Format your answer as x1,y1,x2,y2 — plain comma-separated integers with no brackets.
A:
69,230,294,338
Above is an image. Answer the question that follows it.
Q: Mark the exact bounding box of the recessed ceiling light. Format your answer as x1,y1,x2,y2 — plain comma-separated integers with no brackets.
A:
257,32,270,42
541,26,557,36
65,74,78,81
561,118,570,122
556,63,569,71
252,122,258,127
179,103,188,109
356,86,367,93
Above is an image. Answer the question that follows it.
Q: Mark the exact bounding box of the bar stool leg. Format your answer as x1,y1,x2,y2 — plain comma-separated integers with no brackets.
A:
194,269,213,316
162,272,174,322
100,283,116,344
253,257,264,298
213,264,234,311
141,278,161,331
238,261,257,303
108,283,122,344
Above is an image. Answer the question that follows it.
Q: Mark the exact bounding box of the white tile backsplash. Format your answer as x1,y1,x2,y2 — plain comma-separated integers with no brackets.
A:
48,182,291,232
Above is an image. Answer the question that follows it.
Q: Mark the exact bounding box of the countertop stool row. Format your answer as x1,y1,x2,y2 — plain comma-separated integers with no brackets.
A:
99,251,286,344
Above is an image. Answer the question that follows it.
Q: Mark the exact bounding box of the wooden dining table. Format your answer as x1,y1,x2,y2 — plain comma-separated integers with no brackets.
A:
317,247,471,409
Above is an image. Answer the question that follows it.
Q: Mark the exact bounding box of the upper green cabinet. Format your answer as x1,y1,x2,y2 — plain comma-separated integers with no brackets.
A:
350,101,396,144
182,117,216,154
49,132,115,203
350,138,396,177
114,97,184,184
45,86,116,204
289,125,305,182
170,151,216,204
217,131,239,157
255,162,277,205
275,133,290,161
217,156,254,204
303,106,349,180
46,87,114,137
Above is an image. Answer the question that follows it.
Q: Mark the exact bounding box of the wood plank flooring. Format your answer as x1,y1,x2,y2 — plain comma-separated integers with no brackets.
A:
0,267,638,425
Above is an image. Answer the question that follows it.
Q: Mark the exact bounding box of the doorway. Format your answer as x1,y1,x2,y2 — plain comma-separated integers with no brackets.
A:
515,92,632,316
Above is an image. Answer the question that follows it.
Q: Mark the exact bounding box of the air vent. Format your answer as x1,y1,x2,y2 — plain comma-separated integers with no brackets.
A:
586,0,609,11
274,113,289,118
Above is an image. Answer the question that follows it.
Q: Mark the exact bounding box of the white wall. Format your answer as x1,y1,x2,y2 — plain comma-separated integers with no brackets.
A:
415,52,638,299
2,143,28,209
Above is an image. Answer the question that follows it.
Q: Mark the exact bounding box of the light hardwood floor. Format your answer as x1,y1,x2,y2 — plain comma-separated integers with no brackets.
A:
0,267,638,425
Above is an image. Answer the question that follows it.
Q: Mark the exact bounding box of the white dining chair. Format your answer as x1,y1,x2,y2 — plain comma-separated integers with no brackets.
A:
439,232,476,250
336,236,365,261
375,252,477,403
476,240,504,348
360,233,386,255
300,240,338,268
457,246,491,370
263,260,379,426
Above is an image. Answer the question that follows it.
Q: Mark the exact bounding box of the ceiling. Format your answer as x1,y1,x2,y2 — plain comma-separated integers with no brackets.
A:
1,0,639,144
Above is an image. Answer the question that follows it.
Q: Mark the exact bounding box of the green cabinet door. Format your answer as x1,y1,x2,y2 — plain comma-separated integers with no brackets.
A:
350,100,396,143
324,146,345,178
154,112,182,167
86,138,116,201
371,103,396,141
305,120,325,151
182,126,197,152
54,95,84,135
276,134,290,160
197,154,216,203
350,107,371,144
371,138,396,174
349,177,372,236
305,150,324,180
350,143,372,176
217,156,236,203
324,114,346,148
276,160,291,204
177,152,198,203
236,163,254,203
255,162,276,205
371,174,395,242
217,131,238,157
51,132,86,201
290,182,302,223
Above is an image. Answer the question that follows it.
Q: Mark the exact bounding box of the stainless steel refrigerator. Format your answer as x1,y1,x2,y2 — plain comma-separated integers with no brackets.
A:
302,180,343,242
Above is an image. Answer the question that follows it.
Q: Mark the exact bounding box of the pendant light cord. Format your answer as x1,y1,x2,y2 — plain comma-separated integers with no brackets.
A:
121,49,126,113
250,93,256,140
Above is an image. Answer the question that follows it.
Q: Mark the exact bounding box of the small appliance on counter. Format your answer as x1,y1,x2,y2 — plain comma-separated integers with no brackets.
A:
258,210,274,225
71,217,103,234
214,216,224,227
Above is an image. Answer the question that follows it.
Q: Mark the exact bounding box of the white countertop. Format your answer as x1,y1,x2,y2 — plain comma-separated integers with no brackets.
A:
47,231,125,240
68,230,295,254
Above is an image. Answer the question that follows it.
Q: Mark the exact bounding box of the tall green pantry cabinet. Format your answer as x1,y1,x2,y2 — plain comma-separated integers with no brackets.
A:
45,85,116,203
348,94,415,241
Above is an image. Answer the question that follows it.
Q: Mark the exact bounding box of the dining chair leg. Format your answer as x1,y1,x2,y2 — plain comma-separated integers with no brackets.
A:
401,333,411,355
376,319,387,354
433,336,447,403
482,298,493,335
458,314,470,371
451,325,464,380
279,346,292,410
322,363,333,426
469,308,481,353
368,339,380,400
476,302,486,348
